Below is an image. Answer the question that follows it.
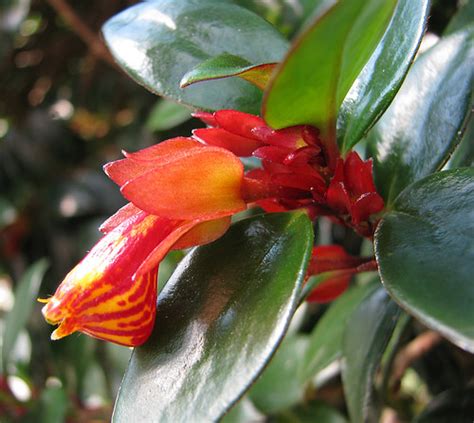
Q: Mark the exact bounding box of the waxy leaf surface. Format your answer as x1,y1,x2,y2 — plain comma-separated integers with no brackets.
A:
337,0,430,153
375,169,474,353
342,288,401,423
368,28,474,204
264,0,396,137
113,212,313,422
103,0,288,113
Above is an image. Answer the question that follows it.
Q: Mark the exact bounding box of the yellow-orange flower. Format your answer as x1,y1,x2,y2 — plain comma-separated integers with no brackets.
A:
42,137,248,346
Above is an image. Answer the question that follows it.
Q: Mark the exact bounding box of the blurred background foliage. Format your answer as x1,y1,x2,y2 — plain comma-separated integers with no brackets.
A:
0,0,471,422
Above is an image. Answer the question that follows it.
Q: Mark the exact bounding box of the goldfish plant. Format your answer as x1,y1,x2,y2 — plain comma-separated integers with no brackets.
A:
40,0,474,421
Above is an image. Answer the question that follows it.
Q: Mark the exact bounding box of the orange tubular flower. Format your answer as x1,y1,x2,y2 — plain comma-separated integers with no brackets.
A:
42,137,252,346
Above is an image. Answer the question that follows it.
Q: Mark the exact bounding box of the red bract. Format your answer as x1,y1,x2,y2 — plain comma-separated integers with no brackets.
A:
194,110,384,231
306,245,370,303
327,152,385,235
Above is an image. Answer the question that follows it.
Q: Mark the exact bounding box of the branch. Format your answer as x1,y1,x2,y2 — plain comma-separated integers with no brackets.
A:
46,0,118,69
390,330,443,390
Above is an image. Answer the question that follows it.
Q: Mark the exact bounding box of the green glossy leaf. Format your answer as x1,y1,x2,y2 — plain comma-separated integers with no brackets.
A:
180,53,276,90
145,99,191,132
342,288,401,423
375,168,474,353
263,0,396,142
273,401,348,423
301,281,378,382
103,0,288,113
444,0,474,35
414,387,474,423
2,259,48,373
249,335,309,414
445,119,474,169
337,0,430,153
113,212,313,422
367,28,474,204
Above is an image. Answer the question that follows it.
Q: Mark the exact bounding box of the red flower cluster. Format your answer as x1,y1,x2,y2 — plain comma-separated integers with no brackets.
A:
194,110,384,235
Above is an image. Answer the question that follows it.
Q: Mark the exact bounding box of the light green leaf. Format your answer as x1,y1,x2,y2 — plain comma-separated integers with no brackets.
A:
2,259,48,373
180,53,275,90
249,335,309,414
264,0,397,156
301,281,378,382
146,99,191,132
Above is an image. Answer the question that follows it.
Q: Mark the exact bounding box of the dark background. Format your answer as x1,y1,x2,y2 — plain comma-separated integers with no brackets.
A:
0,0,468,421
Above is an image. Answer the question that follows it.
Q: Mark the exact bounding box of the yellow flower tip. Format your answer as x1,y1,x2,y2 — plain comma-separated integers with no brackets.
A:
50,319,76,341
41,297,67,325
37,297,50,304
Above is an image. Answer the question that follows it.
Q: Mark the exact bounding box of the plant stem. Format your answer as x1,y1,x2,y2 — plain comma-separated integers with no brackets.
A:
46,0,118,69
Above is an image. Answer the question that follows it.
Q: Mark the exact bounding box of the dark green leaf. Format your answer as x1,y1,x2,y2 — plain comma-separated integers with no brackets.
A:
375,168,474,352
342,288,401,423
444,0,474,35
145,99,191,132
445,119,474,169
2,259,48,373
367,28,474,204
337,0,430,153
414,387,474,423
263,0,396,140
301,281,378,382
103,0,288,113
272,401,348,423
249,335,309,414
113,212,313,422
